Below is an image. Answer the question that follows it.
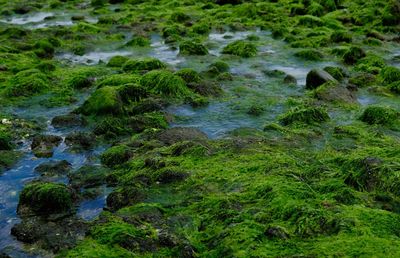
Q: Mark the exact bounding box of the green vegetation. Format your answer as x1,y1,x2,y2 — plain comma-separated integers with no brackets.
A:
140,70,191,97
222,40,257,58
122,58,166,73
279,106,330,125
359,106,398,125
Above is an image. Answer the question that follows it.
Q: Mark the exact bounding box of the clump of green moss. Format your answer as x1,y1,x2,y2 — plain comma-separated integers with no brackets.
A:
101,145,132,167
298,15,323,27
0,131,13,150
125,36,151,47
294,49,323,61
96,74,141,88
34,39,55,59
343,46,366,65
179,40,208,55
122,58,166,73
388,81,400,94
175,68,201,83
247,105,265,116
279,106,330,125
355,55,386,74
170,11,190,23
192,22,211,35
140,70,191,97
79,86,123,116
107,55,130,67
6,69,49,97
207,60,230,75
18,182,73,214
222,40,257,58
379,66,400,85
359,106,398,125
330,31,352,43
323,66,347,81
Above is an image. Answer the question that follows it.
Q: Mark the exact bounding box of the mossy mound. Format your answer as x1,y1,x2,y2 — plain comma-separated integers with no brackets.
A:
175,68,201,83
279,106,330,125
379,66,400,85
294,49,324,61
330,31,352,43
323,66,347,81
355,55,386,74
125,36,150,47
100,145,132,167
107,55,130,67
140,70,191,97
222,40,257,58
79,86,124,116
122,58,166,73
179,40,208,55
0,132,13,150
96,74,141,88
18,182,73,215
5,69,50,97
359,106,398,125
343,47,366,65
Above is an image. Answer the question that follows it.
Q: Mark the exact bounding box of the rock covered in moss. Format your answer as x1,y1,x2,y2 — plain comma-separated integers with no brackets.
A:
140,70,191,97
31,134,63,158
106,187,144,211
207,61,230,75
34,160,72,177
125,36,151,47
107,55,129,67
294,49,323,61
306,69,337,89
51,114,86,128
123,58,166,73
359,106,398,125
314,83,357,104
323,66,348,81
96,74,141,88
179,40,208,55
279,106,330,125
330,31,352,43
222,40,257,58
79,86,124,115
6,69,49,97
283,75,297,84
18,182,74,215
157,127,208,145
380,66,400,85
175,68,201,83
100,145,132,167
65,132,95,150
343,47,366,65
0,131,13,150
348,73,377,88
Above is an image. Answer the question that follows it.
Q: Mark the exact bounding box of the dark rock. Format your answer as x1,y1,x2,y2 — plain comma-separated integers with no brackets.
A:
283,75,297,84
130,98,166,115
306,69,338,90
157,127,208,145
34,160,72,177
31,135,62,158
65,132,95,150
314,83,358,104
51,114,86,128
68,165,109,189
11,216,88,253
265,226,290,240
106,187,144,211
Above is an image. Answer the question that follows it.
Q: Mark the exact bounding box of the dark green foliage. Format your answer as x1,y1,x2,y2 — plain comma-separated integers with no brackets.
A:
6,69,49,97
107,55,129,67
170,12,190,23
34,40,55,59
79,86,124,115
19,182,73,214
125,36,150,47
175,68,201,83
179,40,208,55
323,66,347,81
279,106,330,125
222,40,257,58
359,106,398,125
0,132,13,150
388,81,400,94
330,31,352,43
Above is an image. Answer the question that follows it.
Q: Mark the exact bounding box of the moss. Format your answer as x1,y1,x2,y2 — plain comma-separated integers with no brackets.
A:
279,106,330,125
298,15,323,27
359,106,398,125
107,55,130,67
170,11,190,23
247,105,265,116
355,55,386,74
323,66,347,81
175,68,201,83
348,73,376,88
19,182,73,214
0,131,13,150
79,86,123,116
5,69,49,97
140,70,191,97
192,23,211,35
208,61,230,74
96,74,141,88
0,150,21,171
343,47,366,65
122,58,166,73
379,66,400,85
222,40,257,58
35,61,56,73
125,36,151,47
330,31,352,43
34,39,55,59
388,81,400,94
101,145,132,167
179,40,208,56
294,49,323,61
59,239,133,258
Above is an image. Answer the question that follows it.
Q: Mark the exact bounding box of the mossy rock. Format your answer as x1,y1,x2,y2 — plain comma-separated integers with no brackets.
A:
170,12,190,23
107,55,130,67
222,40,257,58
355,56,386,74
125,36,150,47
175,68,201,83
6,69,49,97
306,69,337,90
298,15,323,27
359,106,398,125
140,70,191,97
348,73,377,88
343,47,366,65
388,81,400,94
380,66,400,85
34,40,55,59
323,66,347,81
294,49,323,61
100,145,132,167
18,182,73,215
330,31,352,43
0,131,13,150
96,74,141,88
122,58,166,73
207,61,230,75
279,106,330,125
179,40,208,56
79,86,124,116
